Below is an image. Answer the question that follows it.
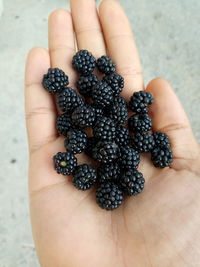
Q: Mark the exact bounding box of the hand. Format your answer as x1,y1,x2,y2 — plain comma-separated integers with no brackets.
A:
25,0,200,266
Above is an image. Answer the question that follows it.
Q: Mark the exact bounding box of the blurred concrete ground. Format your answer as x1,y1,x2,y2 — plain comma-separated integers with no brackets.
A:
0,0,199,266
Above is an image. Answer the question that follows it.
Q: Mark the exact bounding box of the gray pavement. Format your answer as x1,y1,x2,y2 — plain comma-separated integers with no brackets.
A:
0,0,199,266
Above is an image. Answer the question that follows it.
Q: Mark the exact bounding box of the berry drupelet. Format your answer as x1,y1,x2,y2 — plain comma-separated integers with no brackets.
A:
92,141,119,163
131,132,155,153
72,105,95,128
96,182,124,210
98,163,121,183
57,87,84,113
129,91,154,114
103,73,124,96
42,68,69,94
64,130,87,154
77,74,99,97
96,56,116,75
91,81,114,108
120,169,145,196
128,114,152,133
151,146,173,168
72,50,96,75
119,147,140,170
93,116,116,141
73,164,97,190
56,113,73,137
53,152,77,175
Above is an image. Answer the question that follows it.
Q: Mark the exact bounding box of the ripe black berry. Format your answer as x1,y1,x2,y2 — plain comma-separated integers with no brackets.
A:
151,146,173,168
103,73,124,96
153,132,170,147
57,87,84,113
115,126,129,147
42,68,69,94
92,81,114,108
77,74,99,97
96,56,116,75
119,147,140,170
96,182,124,210
72,50,96,75
72,105,95,128
131,132,155,153
93,116,116,141
92,141,119,163
120,169,145,196
90,104,104,120
64,130,87,154
73,164,97,190
53,152,77,175
98,163,121,183
108,97,128,125
128,114,152,133
56,113,73,136
129,91,154,114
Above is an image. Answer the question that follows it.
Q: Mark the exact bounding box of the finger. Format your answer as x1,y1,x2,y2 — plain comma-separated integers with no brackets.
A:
25,48,57,154
146,78,199,170
70,0,106,57
99,0,143,99
48,9,76,85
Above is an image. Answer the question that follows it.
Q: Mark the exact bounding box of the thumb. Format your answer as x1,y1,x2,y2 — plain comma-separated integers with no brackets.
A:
146,78,200,172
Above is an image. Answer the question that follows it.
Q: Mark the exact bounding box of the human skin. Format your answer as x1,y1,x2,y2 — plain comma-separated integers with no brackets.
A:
24,0,200,266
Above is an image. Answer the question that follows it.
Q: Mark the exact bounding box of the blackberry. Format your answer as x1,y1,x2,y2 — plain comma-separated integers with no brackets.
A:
98,163,121,183
128,114,152,133
97,56,116,75
103,73,124,96
96,182,124,210
120,169,145,196
73,164,97,190
115,126,129,147
131,132,155,153
108,97,128,125
129,91,154,114
153,132,170,147
77,74,99,97
93,116,116,141
119,147,140,170
64,130,87,154
72,50,96,75
56,113,73,136
151,146,173,168
92,81,114,108
72,105,95,128
53,152,77,175
85,137,97,157
57,87,84,113
92,141,119,163
104,95,127,112
90,104,104,120
42,68,69,94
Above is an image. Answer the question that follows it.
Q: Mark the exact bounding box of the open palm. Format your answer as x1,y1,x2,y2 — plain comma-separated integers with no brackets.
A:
25,1,200,266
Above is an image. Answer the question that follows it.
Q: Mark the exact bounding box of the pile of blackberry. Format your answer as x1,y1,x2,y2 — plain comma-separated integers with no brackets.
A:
42,50,173,211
